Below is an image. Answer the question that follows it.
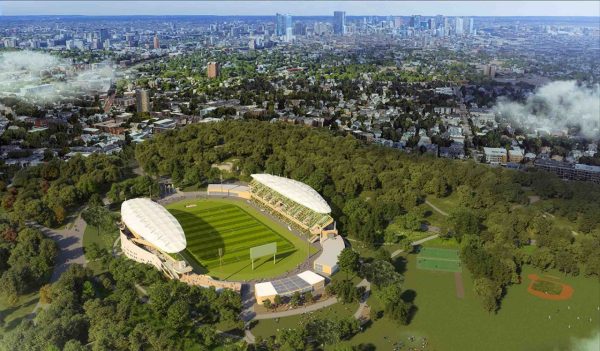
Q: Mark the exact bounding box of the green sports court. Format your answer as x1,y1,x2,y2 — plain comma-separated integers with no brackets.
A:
416,247,462,273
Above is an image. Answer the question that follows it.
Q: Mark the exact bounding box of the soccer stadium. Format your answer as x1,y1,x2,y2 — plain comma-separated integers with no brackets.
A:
120,174,345,297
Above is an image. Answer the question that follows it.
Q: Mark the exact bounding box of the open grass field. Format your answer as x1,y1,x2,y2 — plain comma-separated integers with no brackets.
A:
251,299,360,339
166,198,315,281
336,253,600,351
0,292,38,336
417,247,462,273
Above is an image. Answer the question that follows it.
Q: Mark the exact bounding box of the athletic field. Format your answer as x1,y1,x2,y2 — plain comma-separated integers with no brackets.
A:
417,247,462,273
166,199,312,280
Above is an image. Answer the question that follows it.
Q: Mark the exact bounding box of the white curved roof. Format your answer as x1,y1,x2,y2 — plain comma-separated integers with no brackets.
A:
251,174,331,214
121,198,186,253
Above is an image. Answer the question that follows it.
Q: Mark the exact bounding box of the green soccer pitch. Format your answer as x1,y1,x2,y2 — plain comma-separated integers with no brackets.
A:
166,198,316,281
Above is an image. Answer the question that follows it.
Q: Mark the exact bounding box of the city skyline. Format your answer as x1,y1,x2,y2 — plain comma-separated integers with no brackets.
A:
1,1,599,17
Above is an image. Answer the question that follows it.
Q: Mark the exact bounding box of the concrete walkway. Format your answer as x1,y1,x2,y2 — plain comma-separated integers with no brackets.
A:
253,296,338,320
425,200,449,217
353,279,371,320
390,234,440,258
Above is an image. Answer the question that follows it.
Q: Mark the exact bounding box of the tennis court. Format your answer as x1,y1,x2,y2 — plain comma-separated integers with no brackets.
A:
417,247,462,273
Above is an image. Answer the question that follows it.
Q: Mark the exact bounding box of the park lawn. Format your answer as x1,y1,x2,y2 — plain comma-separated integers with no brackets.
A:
251,300,359,340
82,216,120,274
167,198,316,281
418,203,447,228
420,236,461,249
0,292,39,336
338,253,600,351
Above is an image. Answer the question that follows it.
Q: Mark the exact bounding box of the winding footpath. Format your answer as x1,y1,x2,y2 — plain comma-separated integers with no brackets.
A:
425,199,449,217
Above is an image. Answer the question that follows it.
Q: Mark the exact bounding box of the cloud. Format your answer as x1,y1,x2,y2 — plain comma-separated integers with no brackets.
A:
0,50,115,103
568,330,600,351
494,80,600,139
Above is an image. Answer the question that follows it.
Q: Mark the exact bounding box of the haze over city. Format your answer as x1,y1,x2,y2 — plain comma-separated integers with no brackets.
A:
1,1,599,16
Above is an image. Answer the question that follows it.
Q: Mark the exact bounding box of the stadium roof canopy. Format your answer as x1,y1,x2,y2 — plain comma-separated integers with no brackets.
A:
251,174,331,214
121,198,186,253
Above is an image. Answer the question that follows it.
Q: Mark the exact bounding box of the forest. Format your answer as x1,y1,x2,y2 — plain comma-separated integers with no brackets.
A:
136,120,600,312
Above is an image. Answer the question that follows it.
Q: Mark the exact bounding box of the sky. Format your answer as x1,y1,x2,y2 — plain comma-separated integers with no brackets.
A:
0,1,599,17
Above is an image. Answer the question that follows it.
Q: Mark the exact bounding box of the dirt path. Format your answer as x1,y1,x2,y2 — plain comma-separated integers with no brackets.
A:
390,234,440,258
425,200,449,217
454,272,465,299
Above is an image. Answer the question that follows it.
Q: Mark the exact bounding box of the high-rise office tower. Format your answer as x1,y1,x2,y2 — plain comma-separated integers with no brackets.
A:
333,11,346,35
443,17,450,36
153,34,160,49
207,62,220,79
276,13,292,36
410,15,422,28
455,17,464,35
99,28,110,42
428,18,436,30
468,18,475,35
136,89,150,113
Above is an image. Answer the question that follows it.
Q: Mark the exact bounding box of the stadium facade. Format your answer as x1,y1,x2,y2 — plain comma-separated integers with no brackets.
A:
120,198,192,279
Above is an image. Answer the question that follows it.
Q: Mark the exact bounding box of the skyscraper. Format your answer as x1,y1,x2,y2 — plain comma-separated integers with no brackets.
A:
207,62,220,79
333,11,346,35
136,89,150,113
468,18,475,35
153,34,160,49
276,13,292,36
455,17,464,35
99,28,109,42
410,15,422,28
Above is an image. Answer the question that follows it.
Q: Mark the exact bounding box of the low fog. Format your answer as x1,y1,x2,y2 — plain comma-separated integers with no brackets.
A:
494,80,600,139
0,50,115,102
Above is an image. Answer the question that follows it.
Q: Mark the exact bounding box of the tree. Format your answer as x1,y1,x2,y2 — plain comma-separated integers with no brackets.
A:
81,205,114,236
473,277,502,314
262,299,273,310
304,291,314,304
290,291,301,307
39,284,53,304
273,294,282,307
338,248,360,278
276,328,306,351
448,208,480,240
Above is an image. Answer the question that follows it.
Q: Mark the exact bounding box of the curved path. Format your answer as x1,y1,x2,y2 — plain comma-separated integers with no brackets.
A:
252,296,339,320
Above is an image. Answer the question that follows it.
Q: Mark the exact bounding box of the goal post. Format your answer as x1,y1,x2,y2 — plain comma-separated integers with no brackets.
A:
250,242,277,270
